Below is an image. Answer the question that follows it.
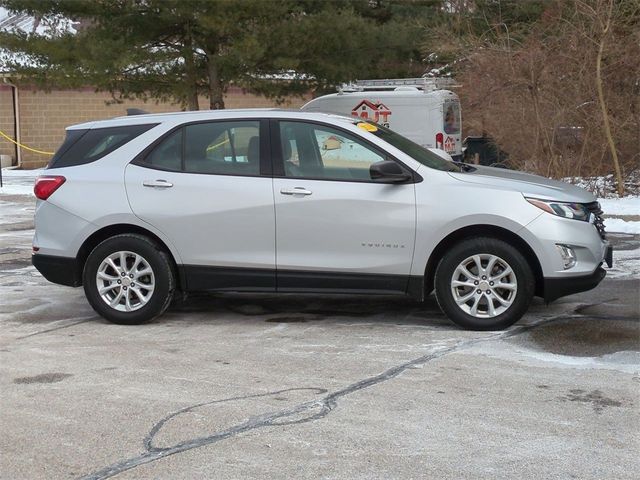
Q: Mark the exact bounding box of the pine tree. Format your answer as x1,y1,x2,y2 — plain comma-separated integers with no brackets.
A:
0,0,431,109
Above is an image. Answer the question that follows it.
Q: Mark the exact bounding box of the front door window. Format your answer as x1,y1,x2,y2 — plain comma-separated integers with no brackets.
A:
279,121,385,181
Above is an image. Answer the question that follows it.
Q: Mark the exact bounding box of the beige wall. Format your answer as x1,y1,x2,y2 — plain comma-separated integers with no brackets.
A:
0,87,16,160
0,85,310,169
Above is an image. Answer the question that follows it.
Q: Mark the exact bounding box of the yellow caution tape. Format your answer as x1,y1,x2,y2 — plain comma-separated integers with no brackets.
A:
206,138,230,153
0,129,54,155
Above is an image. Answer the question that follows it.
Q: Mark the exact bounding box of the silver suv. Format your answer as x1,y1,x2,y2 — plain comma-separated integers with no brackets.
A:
32,110,612,330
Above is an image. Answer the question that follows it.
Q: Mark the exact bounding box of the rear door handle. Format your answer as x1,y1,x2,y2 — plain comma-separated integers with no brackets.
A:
280,187,312,196
143,180,173,189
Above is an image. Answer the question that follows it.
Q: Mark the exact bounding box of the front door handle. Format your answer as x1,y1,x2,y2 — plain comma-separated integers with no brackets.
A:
143,180,173,189
280,187,312,196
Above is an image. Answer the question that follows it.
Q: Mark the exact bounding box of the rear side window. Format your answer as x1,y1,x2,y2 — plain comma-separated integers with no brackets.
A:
49,124,157,168
184,121,260,175
141,120,261,176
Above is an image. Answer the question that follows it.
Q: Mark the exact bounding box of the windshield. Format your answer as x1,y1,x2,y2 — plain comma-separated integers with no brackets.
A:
361,121,461,172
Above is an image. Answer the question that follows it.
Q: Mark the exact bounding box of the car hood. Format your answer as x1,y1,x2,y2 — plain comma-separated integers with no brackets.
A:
447,165,596,203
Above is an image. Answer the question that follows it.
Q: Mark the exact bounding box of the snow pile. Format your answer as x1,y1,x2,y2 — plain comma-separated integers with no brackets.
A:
563,171,640,198
560,173,639,233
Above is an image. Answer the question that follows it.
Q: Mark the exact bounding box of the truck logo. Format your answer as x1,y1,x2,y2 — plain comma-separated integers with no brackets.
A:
351,100,392,127
444,136,456,153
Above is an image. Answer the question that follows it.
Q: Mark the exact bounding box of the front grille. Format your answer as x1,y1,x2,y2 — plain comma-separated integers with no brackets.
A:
585,201,606,239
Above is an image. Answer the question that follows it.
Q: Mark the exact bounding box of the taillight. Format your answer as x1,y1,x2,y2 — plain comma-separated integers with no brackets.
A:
34,175,66,200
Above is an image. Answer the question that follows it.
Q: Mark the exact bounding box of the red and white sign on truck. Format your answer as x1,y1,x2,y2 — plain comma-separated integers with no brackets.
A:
444,136,456,153
302,77,463,161
351,99,392,126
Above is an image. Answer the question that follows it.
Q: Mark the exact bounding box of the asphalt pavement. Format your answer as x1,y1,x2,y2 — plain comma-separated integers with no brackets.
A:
1,185,638,480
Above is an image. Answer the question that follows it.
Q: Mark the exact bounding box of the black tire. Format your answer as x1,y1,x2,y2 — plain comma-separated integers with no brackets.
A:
434,237,534,330
83,234,175,325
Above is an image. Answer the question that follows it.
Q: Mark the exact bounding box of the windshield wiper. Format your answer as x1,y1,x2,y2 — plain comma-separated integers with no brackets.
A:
458,163,476,172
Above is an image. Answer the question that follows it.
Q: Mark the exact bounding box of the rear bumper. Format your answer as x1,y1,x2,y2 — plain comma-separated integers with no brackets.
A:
32,254,81,287
543,266,606,303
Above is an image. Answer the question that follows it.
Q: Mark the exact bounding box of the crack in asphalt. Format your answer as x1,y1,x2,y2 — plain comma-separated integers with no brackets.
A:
14,316,96,340
79,314,565,480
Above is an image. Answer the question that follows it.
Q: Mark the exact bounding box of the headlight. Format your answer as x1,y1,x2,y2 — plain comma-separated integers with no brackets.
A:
526,198,591,222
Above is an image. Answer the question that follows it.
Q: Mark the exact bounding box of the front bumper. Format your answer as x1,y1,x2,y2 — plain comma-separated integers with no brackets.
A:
519,212,613,302
32,254,81,287
543,266,607,303
520,210,612,276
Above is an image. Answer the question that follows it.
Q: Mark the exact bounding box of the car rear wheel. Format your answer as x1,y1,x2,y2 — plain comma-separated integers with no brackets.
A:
434,237,534,330
83,234,174,325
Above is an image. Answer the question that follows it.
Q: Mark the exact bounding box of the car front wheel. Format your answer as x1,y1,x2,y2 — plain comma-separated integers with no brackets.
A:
83,234,174,325
434,237,535,330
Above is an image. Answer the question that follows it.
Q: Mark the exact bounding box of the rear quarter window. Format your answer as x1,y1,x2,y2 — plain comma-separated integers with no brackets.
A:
49,124,158,168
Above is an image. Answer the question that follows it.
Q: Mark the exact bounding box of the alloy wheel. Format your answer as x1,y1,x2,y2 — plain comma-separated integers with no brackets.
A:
96,251,155,312
450,253,517,318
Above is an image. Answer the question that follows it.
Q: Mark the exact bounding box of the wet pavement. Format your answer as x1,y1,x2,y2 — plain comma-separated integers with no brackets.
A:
1,185,638,479
523,318,639,356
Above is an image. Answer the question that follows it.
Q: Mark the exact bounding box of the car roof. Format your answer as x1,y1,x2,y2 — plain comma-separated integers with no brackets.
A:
67,108,358,130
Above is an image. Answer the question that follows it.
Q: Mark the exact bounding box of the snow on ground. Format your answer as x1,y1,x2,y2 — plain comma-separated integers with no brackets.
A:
606,246,640,279
598,196,639,234
0,183,33,196
0,168,42,196
604,218,640,235
599,196,640,216
0,168,43,177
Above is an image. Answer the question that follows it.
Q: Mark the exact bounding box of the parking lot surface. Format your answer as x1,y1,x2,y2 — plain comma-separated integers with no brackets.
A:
1,179,639,479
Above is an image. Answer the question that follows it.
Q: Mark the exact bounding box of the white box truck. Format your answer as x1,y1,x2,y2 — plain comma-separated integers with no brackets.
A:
301,78,463,161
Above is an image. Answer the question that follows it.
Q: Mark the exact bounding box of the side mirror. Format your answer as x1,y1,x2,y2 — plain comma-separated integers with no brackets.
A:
369,160,412,183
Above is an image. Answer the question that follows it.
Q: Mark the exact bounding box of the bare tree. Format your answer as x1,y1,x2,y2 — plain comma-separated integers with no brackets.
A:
578,0,626,196
454,0,639,194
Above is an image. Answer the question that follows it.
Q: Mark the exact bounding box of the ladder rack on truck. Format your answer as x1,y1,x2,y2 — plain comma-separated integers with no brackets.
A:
339,77,460,93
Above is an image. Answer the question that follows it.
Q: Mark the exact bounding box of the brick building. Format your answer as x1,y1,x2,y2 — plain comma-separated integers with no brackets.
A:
0,83,309,169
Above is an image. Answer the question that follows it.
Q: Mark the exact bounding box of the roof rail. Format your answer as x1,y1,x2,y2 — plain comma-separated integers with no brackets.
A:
339,77,459,93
